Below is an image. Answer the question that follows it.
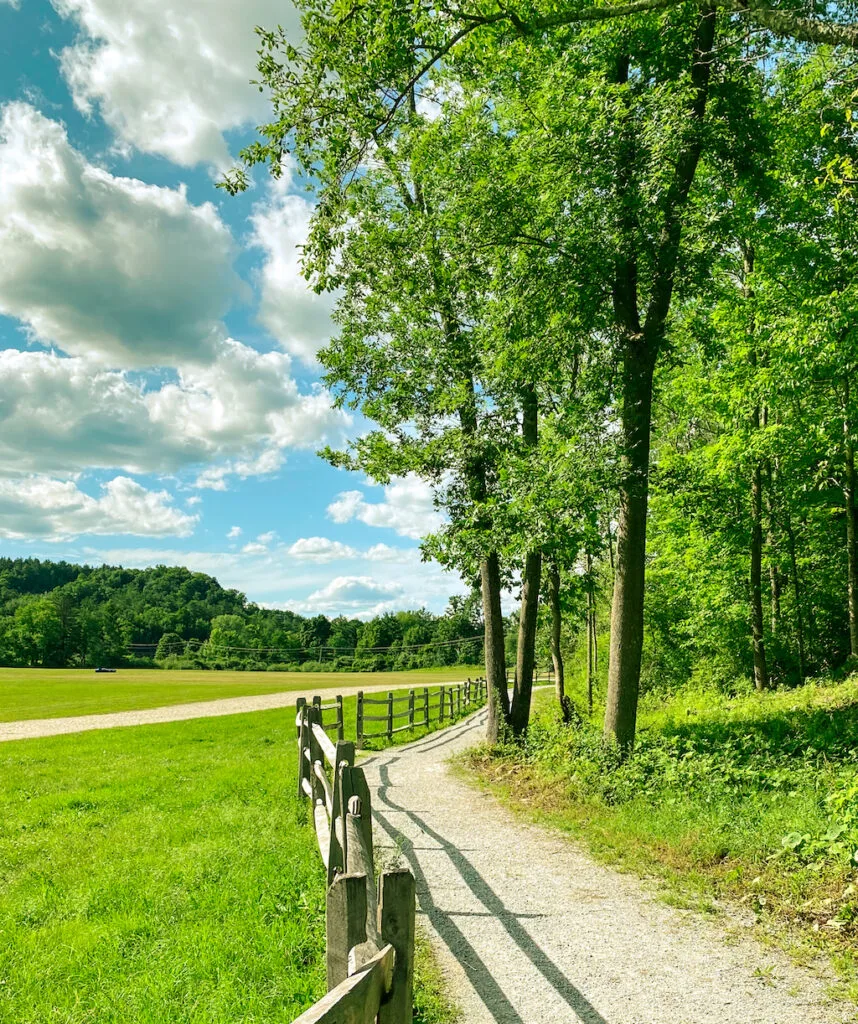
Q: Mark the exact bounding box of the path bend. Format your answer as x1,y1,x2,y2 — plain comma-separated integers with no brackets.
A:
360,708,855,1024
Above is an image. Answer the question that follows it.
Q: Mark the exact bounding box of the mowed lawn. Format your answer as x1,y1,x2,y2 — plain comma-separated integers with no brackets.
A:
0,665,484,722
0,691,477,1023
0,711,326,1024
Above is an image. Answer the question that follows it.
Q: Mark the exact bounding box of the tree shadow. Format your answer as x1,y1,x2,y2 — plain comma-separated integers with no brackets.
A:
372,760,611,1024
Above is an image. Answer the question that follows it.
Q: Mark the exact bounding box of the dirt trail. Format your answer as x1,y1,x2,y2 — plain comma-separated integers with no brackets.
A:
0,681,414,742
360,708,855,1024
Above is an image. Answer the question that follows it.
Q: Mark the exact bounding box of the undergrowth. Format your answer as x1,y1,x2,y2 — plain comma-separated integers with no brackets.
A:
465,675,858,1002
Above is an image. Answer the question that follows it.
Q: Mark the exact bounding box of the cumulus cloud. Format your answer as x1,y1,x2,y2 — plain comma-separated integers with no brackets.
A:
250,177,336,363
0,103,239,365
0,476,197,540
295,576,405,616
0,342,349,484
53,0,300,166
241,542,267,555
227,526,242,539
85,542,467,616
287,537,359,563
327,475,444,540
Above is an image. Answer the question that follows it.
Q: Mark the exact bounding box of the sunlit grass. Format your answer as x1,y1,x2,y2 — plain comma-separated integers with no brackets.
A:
0,665,484,722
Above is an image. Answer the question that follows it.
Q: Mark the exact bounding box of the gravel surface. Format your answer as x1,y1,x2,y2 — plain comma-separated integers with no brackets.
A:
361,707,856,1024
0,681,407,742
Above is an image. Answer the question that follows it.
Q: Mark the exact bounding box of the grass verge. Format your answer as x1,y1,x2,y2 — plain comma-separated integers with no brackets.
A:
0,665,484,722
462,677,858,1003
0,708,461,1023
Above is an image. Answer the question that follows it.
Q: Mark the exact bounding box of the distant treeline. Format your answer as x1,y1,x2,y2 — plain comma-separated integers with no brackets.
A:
0,558,484,671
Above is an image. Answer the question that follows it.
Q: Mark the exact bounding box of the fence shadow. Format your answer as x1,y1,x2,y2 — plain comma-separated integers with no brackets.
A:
372,760,612,1024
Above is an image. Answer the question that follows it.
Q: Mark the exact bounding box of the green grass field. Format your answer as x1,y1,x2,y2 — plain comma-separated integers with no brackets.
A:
0,688,473,1023
0,665,484,722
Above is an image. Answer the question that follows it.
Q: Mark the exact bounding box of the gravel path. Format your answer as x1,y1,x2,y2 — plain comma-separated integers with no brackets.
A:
0,681,411,742
361,707,856,1024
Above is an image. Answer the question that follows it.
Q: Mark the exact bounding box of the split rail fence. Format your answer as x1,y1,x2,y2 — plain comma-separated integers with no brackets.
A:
356,677,487,748
292,701,415,1023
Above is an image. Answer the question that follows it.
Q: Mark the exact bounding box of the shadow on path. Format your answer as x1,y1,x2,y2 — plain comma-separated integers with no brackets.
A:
371,755,611,1024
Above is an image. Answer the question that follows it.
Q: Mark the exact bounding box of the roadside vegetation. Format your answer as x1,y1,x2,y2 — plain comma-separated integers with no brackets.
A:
0,707,461,1023
465,674,858,1000
0,665,483,722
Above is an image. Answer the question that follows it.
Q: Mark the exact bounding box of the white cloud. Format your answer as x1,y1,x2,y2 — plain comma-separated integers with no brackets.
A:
327,475,444,540
82,542,468,616
53,0,300,166
257,530,276,544
287,537,358,563
250,177,335,363
186,496,203,506
241,542,267,554
0,103,239,365
294,576,405,617
227,526,242,539
364,543,411,563
0,342,349,485
0,476,197,540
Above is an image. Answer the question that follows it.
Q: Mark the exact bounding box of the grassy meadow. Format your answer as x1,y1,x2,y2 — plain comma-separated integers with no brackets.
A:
0,665,484,722
0,686,472,1022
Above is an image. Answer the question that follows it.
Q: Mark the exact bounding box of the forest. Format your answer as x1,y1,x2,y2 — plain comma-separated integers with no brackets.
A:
0,558,482,670
219,0,858,750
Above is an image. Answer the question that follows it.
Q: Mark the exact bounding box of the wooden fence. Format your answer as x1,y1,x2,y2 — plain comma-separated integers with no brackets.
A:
293,701,415,1023
296,693,344,743
356,677,487,749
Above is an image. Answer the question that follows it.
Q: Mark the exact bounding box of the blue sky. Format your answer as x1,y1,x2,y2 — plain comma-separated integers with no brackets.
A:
0,0,465,616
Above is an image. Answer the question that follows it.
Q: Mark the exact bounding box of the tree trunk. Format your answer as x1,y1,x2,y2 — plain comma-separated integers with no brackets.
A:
511,385,542,736
548,561,565,703
511,550,542,736
482,551,509,743
603,9,715,749
604,344,655,747
845,379,858,658
765,459,781,636
783,513,806,684
750,458,769,691
746,247,768,692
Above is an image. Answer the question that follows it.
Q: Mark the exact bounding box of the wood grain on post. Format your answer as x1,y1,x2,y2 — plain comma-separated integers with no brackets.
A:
408,689,415,728
336,694,344,740
386,691,394,742
423,687,429,728
293,943,394,1024
438,686,444,722
377,870,415,1024
356,691,364,750
326,872,368,989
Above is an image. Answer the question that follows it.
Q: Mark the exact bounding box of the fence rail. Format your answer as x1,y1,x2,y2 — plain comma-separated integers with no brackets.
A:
356,677,487,749
294,699,415,1023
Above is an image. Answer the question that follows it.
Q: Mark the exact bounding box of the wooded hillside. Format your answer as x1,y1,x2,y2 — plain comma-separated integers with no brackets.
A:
0,558,482,670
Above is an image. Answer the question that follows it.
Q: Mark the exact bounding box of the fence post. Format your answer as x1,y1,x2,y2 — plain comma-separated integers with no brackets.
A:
408,689,415,729
465,678,470,704
377,870,415,1024
307,704,323,807
296,696,307,737
297,701,312,803
345,794,379,969
326,872,367,989
423,687,430,728
449,688,454,718
387,692,394,742
356,691,364,750
438,686,445,723
336,694,344,740
457,684,462,716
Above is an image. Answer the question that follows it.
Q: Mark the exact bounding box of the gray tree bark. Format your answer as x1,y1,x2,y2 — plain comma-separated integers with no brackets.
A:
844,379,858,657
511,386,542,737
603,8,715,749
